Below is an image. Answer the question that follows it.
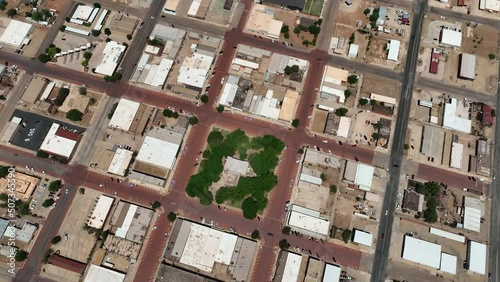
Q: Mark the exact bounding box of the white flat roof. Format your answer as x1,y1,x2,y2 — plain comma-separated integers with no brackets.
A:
450,142,464,169
370,93,396,105
95,41,126,76
136,136,180,170
233,58,259,69
109,99,140,131
177,52,212,88
188,0,201,16
348,44,359,58
441,29,462,47
115,204,137,238
215,233,238,264
463,206,481,232
84,264,125,282
322,264,341,282
468,241,486,275
355,164,374,190
73,5,94,21
268,19,283,39
353,229,373,247
387,40,400,61
107,148,134,176
440,253,457,275
0,20,32,48
219,75,239,106
429,227,465,243
149,58,173,87
288,210,330,236
323,66,348,85
283,252,302,282
88,195,114,229
442,98,471,133
224,157,249,175
164,0,181,12
480,0,500,11
337,117,351,139
460,53,476,80
402,236,442,269
39,123,78,158
299,173,322,185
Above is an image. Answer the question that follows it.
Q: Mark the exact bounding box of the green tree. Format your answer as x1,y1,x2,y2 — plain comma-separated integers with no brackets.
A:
335,108,348,117
15,250,28,262
79,87,87,95
282,226,291,235
330,185,337,193
48,180,62,192
308,25,321,35
320,173,327,181
7,9,17,18
314,19,323,26
59,25,66,32
424,208,438,223
280,25,289,34
66,109,84,121
151,201,161,210
344,89,352,99
373,121,383,130
216,105,225,113
91,30,101,37
284,65,292,75
93,3,101,8
126,34,132,40
200,94,209,103
42,198,55,208
104,28,111,36
38,53,51,63
167,212,177,222
342,229,352,243
103,75,111,82
293,26,301,34
488,53,496,60
284,33,290,39
349,33,355,44
108,103,118,119
17,201,30,216
79,187,85,194
372,133,382,140
37,151,49,158
251,230,260,239
291,65,299,73
291,119,300,128
279,239,290,250
83,52,92,60
404,144,410,150
0,166,9,178
347,74,358,85
0,193,7,201
163,109,173,118
188,116,199,125
54,88,69,106
364,8,371,15
31,11,44,21
51,235,61,244
242,197,259,219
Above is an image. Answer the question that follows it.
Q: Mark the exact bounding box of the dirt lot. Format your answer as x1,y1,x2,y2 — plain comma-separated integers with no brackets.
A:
361,75,399,98
40,0,68,11
205,0,235,26
272,9,317,47
55,188,102,263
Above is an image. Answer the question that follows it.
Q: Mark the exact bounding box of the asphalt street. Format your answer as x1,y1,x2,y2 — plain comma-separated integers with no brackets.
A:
158,14,228,37
371,0,428,281
0,73,32,132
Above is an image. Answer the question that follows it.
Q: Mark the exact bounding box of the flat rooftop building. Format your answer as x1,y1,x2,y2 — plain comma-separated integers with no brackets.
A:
95,41,126,76
87,195,114,230
440,29,462,47
442,98,471,134
108,99,141,131
458,53,476,80
467,241,486,275
387,40,400,61
39,123,81,159
286,205,330,237
0,20,32,48
402,236,441,269
84,264,125,282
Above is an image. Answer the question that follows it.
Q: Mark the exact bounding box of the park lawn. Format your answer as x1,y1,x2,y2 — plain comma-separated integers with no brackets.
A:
305,0,324,16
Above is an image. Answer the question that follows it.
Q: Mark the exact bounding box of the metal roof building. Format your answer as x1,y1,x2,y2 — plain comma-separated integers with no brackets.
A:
15,222,37,243
450,142,464,169
440,29,462,47
286,205,330,237
282,252,302,282
348,44,359,58
402,236,442,269
219,75,239,106
353,229,373,247
337,117,351,139
279,89,299,122
429,227,465,243
0,20,32,48
458,53,476,80
136,126,184,171
442,98,471,133
107,148,134,176
322,263,341,282
439,253,457,275
420,126,442,157
387,40,400,61
479,0,500,11
467,241,486,275
355,164,374,191
84,264,125,282
87,195,114,229
463,196,484,232
224,157,249,175
39,123,80,159
108,99,140,131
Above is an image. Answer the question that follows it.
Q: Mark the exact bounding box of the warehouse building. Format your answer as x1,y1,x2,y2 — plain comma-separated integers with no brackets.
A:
442,98,471,134
458,53,476,80
87,195,114,230
95,41,126,76
402,236,442,269
39,123,82,159
286,205,330,238
467,240,487,275
439,29,462,47
387,40,400,61
0,20,33,48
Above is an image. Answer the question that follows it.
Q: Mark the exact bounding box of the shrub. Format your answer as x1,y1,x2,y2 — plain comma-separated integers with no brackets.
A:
59,25,66,32
308,25,321,35
404,144,410,150
51,235,61,245
7,9,17,18
104,28,111,36
294,26,301,34
279,239,290,250
66,109,83,121
54,88,70,106
342,229,352,243
38,54,51,63
291,119,299,128
48,180,62,192
200,95,209,103
188,116,199,125
335,108,348,117
126,34,132,40
344,89,352,99
93,3,101,8
349,33,355,44
280,25,289,34
167,212,177,222
282,226,291,235
152,201,161,210
330,185,337,193
488,53,496,60
347,74,358,85
364,8,371,15
15,250,28,262
372,133,382,140
91,30,101,37
36,151,49,158
251,230,260,239
216,105,225,113
284,33,290,39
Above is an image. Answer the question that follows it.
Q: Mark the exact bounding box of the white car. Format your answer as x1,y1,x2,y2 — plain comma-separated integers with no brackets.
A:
385,210,388,215
322,140,328,143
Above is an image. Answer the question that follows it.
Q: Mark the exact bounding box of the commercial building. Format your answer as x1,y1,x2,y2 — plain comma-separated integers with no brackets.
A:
353,163,374,191
352,229,373,247
286,205,330,237
87,195,114,229
249,89,281,120
84,264,126,282
135,126,183,179
420,126,442,158
402,236,442,269
107,148,134,176
463,196,484,233
429,227,465,243
450,142,464,169
469,139,491,176
95,41,126,76
442,98,471,134
337,117,351,139
387,40,400,61
103,234,142,260
440,253,457,275
167,220,257,281
163,0,181,14
15,222,37,243
320,66,349,104
0,20,32,48
278,89,299,122
348,44,359,58
322,264,341,282
458,53,476,80
279,252,302,282
439,29,462,47
219,75,240,106
304,258,321,282
479,0,500,11
72,5,94,21
110,201,154,243
299,167,323,186
429,48,440,74
177,51,213,89
0,172,38,201
47,254,87,275
39,123,81,159
467,240,486,275
21,76,48,104
108,99,140,131
246,5,284,39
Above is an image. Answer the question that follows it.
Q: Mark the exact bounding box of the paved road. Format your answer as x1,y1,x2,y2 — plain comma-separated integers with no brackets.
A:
316,0,339,51
0,73,32,132
429,6,500,27
35,1,75,58
158,14,228,37
371,0,428,281
417,77,497,104
417,164,489,194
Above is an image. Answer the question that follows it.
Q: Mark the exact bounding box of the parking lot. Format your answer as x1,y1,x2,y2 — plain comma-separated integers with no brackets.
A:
10,110,85,152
